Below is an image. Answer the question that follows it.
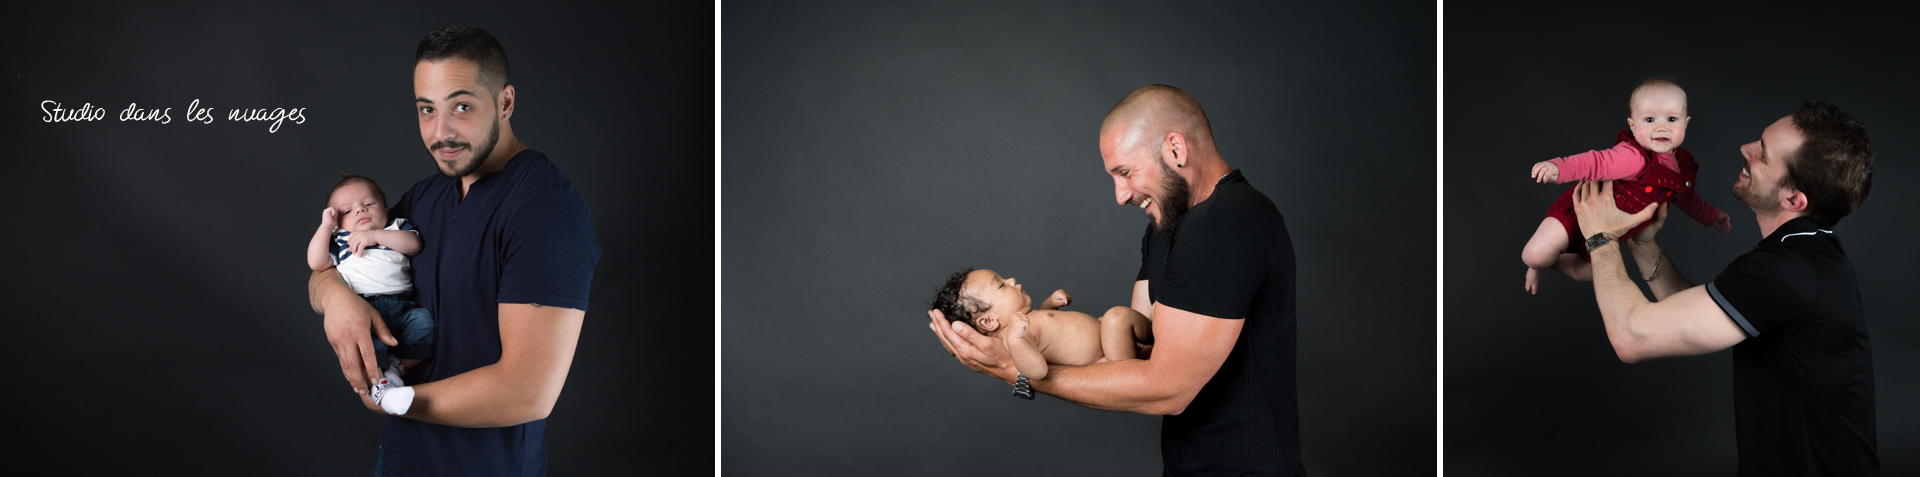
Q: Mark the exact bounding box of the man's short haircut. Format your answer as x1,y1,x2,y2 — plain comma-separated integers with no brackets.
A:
930,268,991,333
329,173,388,206
416,25,511,93
1629,76,1686,115
1782,101,1874,227
1104,84,1215,155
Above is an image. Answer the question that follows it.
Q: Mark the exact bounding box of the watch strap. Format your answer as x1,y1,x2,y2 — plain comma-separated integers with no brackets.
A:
1011,374,1035,400
1585,232,1619,252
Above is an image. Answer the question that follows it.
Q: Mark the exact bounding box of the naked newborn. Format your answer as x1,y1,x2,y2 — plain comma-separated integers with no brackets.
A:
928,268,1153,393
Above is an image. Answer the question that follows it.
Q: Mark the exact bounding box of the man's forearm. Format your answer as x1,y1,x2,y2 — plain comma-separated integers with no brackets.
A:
308,268,352,314
1627,240,1692,299
379,360,567,427
376,303,583,427
1592,243,1656,362
1032,359,1187,415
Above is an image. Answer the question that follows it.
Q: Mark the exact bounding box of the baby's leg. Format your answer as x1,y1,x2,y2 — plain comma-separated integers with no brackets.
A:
386,306,435,374
1004,316,1050,380
1522,218,1571,293
1099,306,1154,362
1522,218,1570,270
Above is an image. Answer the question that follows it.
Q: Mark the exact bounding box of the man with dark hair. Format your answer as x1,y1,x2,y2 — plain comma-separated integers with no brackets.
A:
1572,101,1877,475
930,84,1303,475
307,25,601,476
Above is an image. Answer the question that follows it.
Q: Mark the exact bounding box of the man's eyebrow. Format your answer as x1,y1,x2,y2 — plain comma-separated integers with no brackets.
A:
416,90,479,104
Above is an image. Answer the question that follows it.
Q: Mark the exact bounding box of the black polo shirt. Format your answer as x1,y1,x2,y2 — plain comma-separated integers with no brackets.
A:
1705,217,1876,476
379,149,602,477
1137,170,1302,476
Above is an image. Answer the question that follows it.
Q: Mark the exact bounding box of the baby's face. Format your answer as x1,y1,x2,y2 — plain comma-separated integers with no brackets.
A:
329,181,389,232
1626,85,1689,154
963,269,1032,331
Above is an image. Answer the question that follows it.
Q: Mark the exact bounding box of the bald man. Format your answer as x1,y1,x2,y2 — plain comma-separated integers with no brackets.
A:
932,84,1302,476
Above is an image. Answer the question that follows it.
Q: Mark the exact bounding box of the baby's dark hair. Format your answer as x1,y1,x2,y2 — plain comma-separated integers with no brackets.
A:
930,268,991,333
329,173,388,205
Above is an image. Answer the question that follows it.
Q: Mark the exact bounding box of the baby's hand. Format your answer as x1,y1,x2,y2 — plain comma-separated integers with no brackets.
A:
1009,312,1031,339
346,230,380,257
320,208,338,229
1045,289,1071,309
1713,211,1731,233
1531,161,1559,183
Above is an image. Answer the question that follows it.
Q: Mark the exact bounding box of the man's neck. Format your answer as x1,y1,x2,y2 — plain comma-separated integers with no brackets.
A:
1754,209,1805,239
1184,157,1232,207
458,136,528,199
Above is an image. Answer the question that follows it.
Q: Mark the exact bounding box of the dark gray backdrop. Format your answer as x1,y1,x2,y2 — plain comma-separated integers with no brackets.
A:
1444,3,1920,476
0,1,711,474
724,2,1435,475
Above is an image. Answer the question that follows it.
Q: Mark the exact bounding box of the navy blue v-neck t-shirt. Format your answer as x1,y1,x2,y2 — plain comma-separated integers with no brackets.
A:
378,149,601,477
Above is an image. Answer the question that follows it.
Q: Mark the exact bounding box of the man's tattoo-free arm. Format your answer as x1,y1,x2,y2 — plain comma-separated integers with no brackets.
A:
1590,243,1744,362
1030,303,1237,415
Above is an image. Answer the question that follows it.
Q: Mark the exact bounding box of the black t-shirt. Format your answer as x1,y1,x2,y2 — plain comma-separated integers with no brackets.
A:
380,150,602,477
1706,217,1876,476
1137,170,1302,476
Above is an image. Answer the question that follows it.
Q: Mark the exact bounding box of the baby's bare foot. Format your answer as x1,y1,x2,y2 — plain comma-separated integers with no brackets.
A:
1525,268,1541,294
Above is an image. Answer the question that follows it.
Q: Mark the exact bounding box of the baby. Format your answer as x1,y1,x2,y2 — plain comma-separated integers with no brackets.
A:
928,268,1152,399
305,174,434,415
1522,78,1730,293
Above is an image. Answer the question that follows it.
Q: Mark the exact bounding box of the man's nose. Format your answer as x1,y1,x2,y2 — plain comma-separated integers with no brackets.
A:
434,115,457,141
1115,188,1131,206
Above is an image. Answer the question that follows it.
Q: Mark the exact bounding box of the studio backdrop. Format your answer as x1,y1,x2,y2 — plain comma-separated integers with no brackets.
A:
1444,3,1920,475
0,1,712,474
723,1,1435,475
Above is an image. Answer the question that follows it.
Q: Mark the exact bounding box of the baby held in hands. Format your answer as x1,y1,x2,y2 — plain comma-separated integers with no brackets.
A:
928,268,1152,399
1522,78,1730,294
305,174,435,415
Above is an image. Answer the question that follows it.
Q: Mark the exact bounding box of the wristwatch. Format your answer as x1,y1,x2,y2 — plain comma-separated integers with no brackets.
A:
1011,374,1035,400
1585,232,1620,252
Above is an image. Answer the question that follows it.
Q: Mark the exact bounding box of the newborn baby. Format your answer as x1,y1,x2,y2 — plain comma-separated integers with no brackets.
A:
929,268,1153,399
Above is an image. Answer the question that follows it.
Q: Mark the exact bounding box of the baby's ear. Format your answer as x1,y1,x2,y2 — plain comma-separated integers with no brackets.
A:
977,314,1000,332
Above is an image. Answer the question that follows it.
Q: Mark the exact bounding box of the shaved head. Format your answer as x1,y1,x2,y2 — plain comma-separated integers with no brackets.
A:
1098,84,1231,238
1101,84,1215,157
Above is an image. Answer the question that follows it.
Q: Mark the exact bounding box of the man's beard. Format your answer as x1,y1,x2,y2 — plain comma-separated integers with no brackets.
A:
1151,159,1192,239
429,115,501,178
1731,176,1783,214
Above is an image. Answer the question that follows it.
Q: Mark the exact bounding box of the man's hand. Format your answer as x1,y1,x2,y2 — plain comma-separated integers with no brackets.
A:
346,231,381,257
928,309,1015,384
1043,289,1071,310
1633,202,1672,244
320,207,338,230
311,269,399,395
1531,161,1560,183
1573,181,1658,240
1713,211,1731,233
